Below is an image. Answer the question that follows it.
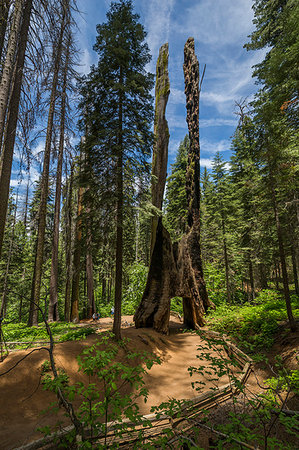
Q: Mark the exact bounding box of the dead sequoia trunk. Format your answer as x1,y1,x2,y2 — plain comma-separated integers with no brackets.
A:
134,39,214,334
150,43,170,256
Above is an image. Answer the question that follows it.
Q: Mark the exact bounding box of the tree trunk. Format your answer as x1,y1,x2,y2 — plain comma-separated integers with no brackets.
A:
291,243,299,296
248,255,255,302
258,263,268,290
23,171,30,229
134,39,214,334
28,6,66,326
0,191,18,318
269,168,296,331
86,200,95,318
221,217,231,303
0,0,10,64
70,183,83,323
86,241,95,318
48,36,70,322
0,0,23,149
64,164,73,321
150,43,170,256
113,66,123,340
0,0,32,260
102,277,106,302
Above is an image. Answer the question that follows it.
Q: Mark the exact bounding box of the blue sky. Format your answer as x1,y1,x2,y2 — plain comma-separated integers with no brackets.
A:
76,0,264,170
10,0,264,194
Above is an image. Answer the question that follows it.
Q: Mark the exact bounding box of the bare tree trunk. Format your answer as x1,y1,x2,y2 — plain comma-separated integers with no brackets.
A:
269,167,296,331
150,43,169,256
291,243,299,296
134,40,214,334
221,217,231,303
0,0,32,260
85,195,95,318
86,235,95,318
182,37,212,325
102,277,106,302
28,5,66,326
70,184,83,322
258,263,268,290
64,164,73,321
23,170,30,229
113,67,123,340
248,254,255,302
48,36,70,322
0,0,10,63
0,191,18,318
0,0,23,148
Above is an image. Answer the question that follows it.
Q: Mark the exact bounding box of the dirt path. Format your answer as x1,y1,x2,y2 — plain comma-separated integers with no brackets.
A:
0,315,234,449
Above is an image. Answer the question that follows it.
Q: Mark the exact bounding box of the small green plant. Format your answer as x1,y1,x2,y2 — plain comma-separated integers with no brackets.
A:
41,332,160,448
41,360,51,374
206,289,299,352
148,332,299,449
122,262,148,314
59,327,94,342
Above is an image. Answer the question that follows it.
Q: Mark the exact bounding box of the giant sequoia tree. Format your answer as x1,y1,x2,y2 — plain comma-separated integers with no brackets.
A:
134,38,214,334
80,0,154,339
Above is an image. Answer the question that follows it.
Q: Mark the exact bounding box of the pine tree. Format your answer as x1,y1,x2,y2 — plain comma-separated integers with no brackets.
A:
80,0,154,339
245,0,298,330
164,135,188,241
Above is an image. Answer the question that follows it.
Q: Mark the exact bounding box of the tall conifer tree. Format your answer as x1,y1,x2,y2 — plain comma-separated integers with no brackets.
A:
80,0,153,339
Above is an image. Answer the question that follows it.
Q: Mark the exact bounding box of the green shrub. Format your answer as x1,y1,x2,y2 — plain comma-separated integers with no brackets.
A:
40,333,160,447
1,322,93,344
59,327,94,342
122,262,148,314
207,289,299,352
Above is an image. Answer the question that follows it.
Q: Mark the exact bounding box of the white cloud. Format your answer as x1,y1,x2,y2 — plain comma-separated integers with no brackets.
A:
200,50,266,115
168,113,187,130
201,138,231,155
9,179,22,188
175,0,254,46
10,164,40,190
32,141,45,158
79,48,95,75
169,87,185,105
143,0,175,70
168,138,183,156
200,158,214,169
200,118,237,128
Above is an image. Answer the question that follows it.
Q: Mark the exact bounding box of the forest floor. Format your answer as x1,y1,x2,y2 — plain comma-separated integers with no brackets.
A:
0,315,298,449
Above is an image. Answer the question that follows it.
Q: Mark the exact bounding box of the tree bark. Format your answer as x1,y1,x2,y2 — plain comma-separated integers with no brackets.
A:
113,66,123,340
0,0,32,260
28,5,66,326
291,244,299,296
0,191,18,318
86,236,95,318
248,254,255,302
269,167,296,331
70,182,83,323
221,217,231,303
150,43,170,256
64,164,73,321
134,39,214,334
85,197,95,318
0,0,23,149
181,37,211,325
102,277,106,302
0,0,10,64
48,35,70,322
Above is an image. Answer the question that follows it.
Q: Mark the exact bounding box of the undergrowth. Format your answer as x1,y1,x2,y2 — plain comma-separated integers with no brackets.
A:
206,290,299,352
2,322,94,345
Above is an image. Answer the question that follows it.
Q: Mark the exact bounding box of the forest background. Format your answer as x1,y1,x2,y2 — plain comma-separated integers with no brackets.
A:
0,0,298,340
